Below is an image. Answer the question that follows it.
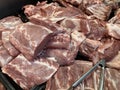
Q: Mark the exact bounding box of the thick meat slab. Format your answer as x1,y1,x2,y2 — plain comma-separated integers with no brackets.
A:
30,18,65,34
0,16,22,31
107,10,120,39
79,38,120,63
2,54,59,90
10,22,54,60
0,46,13,67
2,31,20,57
46,60,93,90
24,2,84,23
46,31,86,65
46,60,120,90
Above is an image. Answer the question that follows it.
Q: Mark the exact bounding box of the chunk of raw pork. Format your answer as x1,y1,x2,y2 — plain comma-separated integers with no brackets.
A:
2,54,59,90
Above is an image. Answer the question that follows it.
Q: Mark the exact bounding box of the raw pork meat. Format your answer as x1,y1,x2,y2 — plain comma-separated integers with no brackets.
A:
46,60,120,90
106,51,120,69
2,31,20,57
46,60,93,90
2,54,59,90
0,82,5,90
0,16,22,56
94,68,120,90
46,32,71,49
0,16,22,31
106,9,120,39
10,22,54,60
86,3,111,20
46,30,86,65
0,16,22,57
0,46,13,67
24,1,84,23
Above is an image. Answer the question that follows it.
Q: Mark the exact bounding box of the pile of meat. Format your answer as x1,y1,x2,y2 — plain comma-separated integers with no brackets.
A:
0,0,120,90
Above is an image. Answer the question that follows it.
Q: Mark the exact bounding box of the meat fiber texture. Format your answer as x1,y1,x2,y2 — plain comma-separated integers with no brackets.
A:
46,60,94,90
0,0,120,90
24,1,85,23
46,60,120,90
107,11,120,40
0,46,13,67
55,0,118,20
45,30,86,65
2,54,59,90
58,15,120,63
0,16,22,57
30,18,84,65
9,22,54,60
0,82,5,90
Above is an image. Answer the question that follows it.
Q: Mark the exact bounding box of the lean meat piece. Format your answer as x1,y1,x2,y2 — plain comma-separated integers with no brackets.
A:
46,49,75,65
2,31,20,57
46,30,86,65
97,39,120,61
86,3,111,20
46,60,120,90
79,39,102,58
10,22,54,60
60,17,108,40
24,2,84,23
82,19,107,40
0,46,13,67
0,16,22,55
2,54,59,90
107,9,120,39
94,68,120,90
0,82,5,90
55,0,102,7
46,60,93,90
59,18,81,32
29,18,64,32
106,51,120,69
0,16,22,31
79,38,120,63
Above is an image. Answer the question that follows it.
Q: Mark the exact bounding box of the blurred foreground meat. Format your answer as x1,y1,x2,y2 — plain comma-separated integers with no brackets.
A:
2,54,59,90
0,82,5,90
107,11,120,40
45,30,86,65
